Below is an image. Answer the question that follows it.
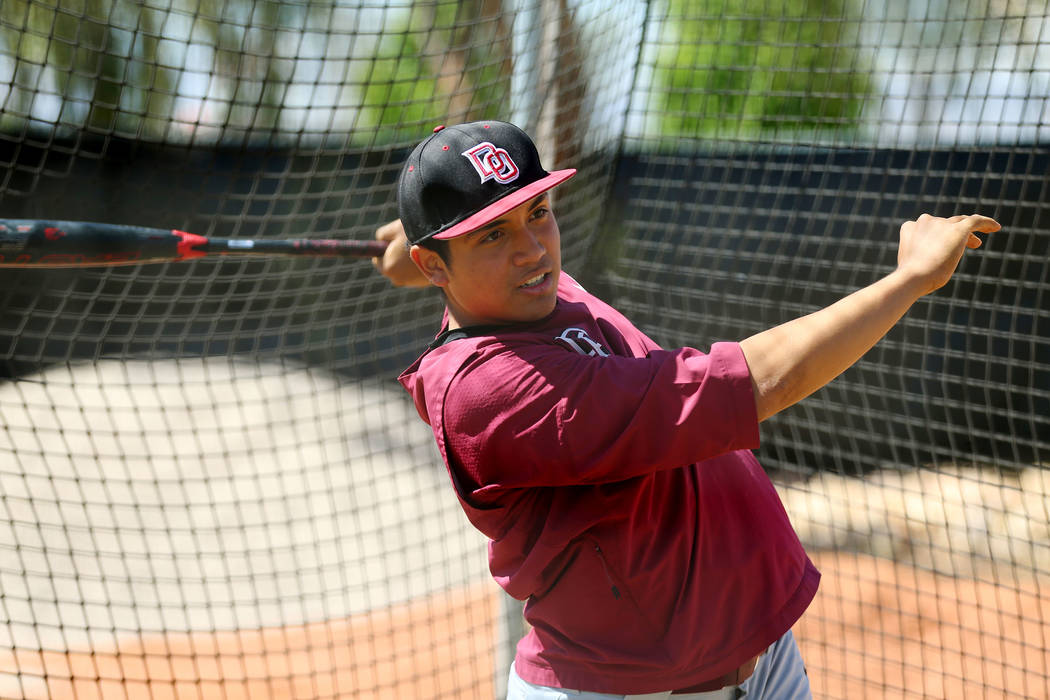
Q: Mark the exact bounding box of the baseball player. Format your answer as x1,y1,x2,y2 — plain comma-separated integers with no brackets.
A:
372,121,999,699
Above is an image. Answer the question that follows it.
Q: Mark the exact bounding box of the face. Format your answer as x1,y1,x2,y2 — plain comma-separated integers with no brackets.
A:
411,193,561,329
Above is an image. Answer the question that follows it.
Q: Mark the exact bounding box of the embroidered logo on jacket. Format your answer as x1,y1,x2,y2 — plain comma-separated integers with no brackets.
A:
555,327,610,357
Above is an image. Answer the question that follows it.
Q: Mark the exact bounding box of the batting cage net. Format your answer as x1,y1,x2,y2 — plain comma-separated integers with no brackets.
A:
0,1,1047,698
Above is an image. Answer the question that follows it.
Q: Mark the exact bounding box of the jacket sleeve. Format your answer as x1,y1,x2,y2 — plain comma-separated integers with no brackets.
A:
441,340,760,492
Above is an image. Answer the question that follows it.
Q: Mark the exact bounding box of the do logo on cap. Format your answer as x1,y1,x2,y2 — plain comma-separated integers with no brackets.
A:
462,142,520,185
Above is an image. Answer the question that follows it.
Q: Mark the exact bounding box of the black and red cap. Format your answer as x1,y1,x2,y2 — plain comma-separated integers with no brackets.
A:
397,121,576,245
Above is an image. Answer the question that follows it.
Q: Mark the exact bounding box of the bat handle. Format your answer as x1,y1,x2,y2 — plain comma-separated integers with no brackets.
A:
288,239,390,258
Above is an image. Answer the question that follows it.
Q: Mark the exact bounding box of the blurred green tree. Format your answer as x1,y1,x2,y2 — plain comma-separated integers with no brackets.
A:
652,0,874,140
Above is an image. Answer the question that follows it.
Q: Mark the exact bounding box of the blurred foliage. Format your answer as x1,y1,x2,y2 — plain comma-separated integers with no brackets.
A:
0,0,512,145
1,0,1038,145
356,0,512,144
0,0,300,140
652,0,874,140
1,0,172,137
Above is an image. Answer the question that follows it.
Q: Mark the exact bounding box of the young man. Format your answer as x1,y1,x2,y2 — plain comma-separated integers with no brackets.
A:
373,121,999,699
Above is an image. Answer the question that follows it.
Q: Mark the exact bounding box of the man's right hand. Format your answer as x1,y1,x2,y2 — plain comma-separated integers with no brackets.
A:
372,219,430,287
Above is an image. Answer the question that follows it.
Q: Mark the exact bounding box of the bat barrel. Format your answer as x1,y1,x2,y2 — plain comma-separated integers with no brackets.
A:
0,220,181,266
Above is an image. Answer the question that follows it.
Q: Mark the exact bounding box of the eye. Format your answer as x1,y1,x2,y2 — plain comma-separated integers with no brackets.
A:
482,228,504,243
529,206,549,221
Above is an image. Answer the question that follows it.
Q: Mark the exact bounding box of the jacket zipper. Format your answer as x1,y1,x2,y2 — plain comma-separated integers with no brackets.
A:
593,543,622,600
592,541,671,659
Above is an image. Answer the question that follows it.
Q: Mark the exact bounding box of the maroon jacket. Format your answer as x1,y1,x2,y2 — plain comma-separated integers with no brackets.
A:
398,273,819,694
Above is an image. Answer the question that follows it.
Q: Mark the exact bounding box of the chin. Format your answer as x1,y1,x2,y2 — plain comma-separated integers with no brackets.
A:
525,296,558,321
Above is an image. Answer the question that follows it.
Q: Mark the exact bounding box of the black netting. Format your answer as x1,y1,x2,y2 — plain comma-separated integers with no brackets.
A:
1,1,1047,698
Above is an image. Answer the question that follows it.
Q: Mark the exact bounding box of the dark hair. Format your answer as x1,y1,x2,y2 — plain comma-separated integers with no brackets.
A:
414,236,452,265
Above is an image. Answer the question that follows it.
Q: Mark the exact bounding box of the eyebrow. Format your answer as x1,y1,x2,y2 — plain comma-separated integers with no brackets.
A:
468,194,549,238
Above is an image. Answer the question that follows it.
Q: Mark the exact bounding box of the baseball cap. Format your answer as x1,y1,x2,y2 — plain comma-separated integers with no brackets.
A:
397,121,576,245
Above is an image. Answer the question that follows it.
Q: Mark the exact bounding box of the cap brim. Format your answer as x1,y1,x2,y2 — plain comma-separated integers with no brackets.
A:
431,169,577,240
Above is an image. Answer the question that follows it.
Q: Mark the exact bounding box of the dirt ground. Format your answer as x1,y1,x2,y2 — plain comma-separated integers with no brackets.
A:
1,582,497,700
3,552,1048,700
797,551,1050,700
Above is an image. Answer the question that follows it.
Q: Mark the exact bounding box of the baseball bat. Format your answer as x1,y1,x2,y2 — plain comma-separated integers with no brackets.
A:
0,219,390,267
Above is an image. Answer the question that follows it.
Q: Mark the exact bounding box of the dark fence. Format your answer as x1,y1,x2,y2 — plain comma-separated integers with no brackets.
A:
601,147,1048,474
1,140,1046,474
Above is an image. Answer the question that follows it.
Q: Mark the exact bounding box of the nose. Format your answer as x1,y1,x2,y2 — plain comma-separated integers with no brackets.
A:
513,227,546,265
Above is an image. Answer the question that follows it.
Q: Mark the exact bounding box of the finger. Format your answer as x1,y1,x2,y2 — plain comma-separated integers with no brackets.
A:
372,244,390,269
961,214,1001,233
966,233,983,249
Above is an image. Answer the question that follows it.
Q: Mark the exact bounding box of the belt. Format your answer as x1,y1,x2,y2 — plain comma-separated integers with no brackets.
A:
670,654,760,694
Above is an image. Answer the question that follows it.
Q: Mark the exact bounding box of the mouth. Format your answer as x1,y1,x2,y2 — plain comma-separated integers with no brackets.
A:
519,272,550,289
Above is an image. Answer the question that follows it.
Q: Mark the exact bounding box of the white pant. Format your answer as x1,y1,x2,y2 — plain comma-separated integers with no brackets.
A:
506,630,811,700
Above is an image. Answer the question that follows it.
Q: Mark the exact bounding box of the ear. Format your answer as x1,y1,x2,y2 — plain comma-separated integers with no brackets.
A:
410,245,450,287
